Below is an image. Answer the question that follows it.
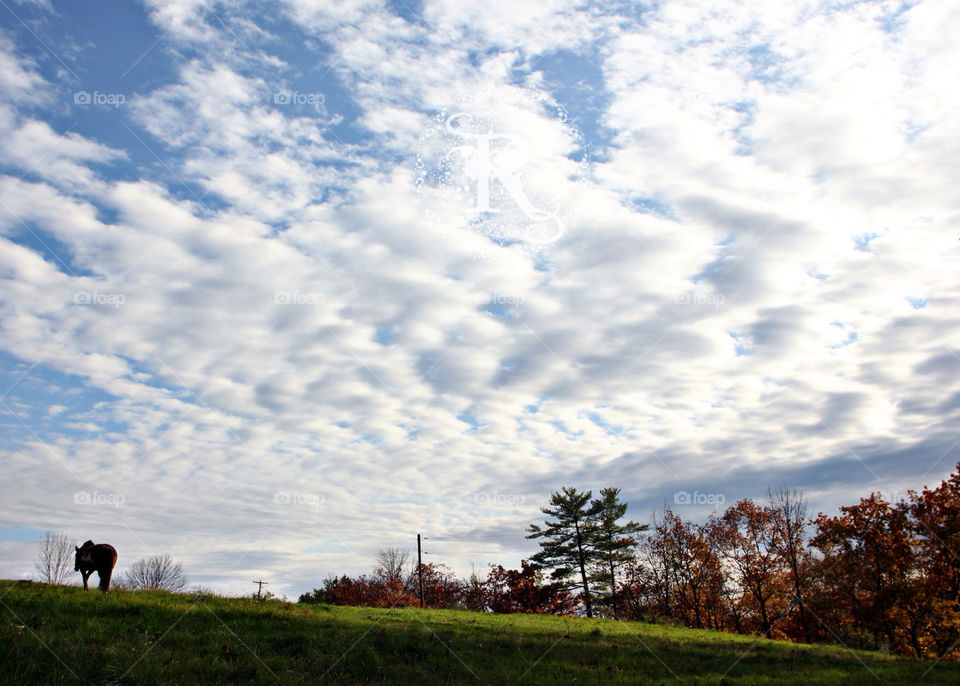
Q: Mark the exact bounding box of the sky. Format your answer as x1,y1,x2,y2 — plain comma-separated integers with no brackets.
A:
0,0,958,599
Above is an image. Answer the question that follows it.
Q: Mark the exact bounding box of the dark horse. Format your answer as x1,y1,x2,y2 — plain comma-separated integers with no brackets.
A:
74,540,117,591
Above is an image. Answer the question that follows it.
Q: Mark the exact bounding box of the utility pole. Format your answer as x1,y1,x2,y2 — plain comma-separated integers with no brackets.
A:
252,580,269,599
417,533,424,608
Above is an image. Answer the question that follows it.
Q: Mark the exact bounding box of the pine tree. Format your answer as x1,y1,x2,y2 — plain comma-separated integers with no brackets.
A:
588,487,647,618
527,487,597,617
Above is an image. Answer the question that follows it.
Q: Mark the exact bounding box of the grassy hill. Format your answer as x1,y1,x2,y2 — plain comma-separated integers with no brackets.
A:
1,580,958,684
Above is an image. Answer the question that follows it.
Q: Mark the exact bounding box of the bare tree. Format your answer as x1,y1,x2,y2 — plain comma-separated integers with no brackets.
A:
123,553,188,592
767,485,811,640
375,547,410,582
35,532,74,585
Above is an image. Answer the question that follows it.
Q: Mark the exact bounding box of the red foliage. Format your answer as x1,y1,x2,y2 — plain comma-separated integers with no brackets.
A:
483,560,576,615
406,562,465,609
300,560,573,615
310,573,418,608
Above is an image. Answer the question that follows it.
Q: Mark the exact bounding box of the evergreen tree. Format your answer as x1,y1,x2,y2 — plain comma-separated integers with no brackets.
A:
527,487,597,617
588,487,647,618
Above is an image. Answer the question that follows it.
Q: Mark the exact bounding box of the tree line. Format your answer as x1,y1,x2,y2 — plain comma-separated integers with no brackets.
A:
300,465,960,661
615,467,960,660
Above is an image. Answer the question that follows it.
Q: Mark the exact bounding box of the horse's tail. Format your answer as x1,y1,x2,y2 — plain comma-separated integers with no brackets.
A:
100,548,118,592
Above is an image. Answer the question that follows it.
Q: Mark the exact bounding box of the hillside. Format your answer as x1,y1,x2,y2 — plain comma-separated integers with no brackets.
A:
1,580,957,684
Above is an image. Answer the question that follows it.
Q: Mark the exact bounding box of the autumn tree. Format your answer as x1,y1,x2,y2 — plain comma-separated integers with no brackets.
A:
303,575,372,606
484,560,576,615
618,556,658,621
906,467,960,659
767,486,813,641
671,511,726,630
527,487,598,617
627,509,726,630
631,509,680,619
406,562,464,609
715,499,786,638
810,493,918,654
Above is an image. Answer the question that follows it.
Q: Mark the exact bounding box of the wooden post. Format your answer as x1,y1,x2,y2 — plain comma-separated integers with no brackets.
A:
417,534,424,608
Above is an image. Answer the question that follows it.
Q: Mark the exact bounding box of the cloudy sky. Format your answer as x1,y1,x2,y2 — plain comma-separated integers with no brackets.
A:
0,0,957,598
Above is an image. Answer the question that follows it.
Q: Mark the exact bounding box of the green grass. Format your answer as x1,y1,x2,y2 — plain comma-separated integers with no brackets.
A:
1,580,958,685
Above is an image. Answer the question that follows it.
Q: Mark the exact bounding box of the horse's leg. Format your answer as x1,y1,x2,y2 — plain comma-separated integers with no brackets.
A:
81,570,91,590
99,566,113,592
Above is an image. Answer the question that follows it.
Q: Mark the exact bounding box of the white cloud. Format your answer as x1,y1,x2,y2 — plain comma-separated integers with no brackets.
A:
0,0,957,598
0,31,50,106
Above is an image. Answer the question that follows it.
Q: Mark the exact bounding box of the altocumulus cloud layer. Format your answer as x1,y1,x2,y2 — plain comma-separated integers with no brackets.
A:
0,0,958,597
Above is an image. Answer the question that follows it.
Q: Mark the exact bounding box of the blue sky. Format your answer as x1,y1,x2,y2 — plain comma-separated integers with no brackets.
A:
0,0,958,598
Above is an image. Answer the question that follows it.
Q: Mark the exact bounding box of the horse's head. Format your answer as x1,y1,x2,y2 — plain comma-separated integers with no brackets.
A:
75,540,94,571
